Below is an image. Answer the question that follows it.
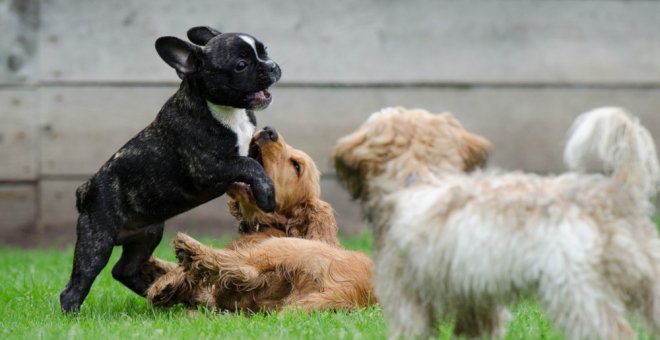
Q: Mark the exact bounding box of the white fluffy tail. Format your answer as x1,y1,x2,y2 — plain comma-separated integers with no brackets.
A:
564,107,660,198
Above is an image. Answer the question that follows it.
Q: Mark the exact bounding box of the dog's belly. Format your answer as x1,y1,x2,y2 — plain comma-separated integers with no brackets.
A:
103,149,226,218
116,223,163,245
84,164,226,243
125,185,218,218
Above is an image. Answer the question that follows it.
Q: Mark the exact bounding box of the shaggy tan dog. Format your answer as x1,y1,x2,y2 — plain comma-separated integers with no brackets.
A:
144,127,375,312
332,106,660,339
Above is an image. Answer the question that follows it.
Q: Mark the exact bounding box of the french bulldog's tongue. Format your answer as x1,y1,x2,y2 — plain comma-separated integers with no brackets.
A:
255,90,270,101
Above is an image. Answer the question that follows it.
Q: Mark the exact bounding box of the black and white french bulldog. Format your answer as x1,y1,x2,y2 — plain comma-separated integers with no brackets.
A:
59,26,282,313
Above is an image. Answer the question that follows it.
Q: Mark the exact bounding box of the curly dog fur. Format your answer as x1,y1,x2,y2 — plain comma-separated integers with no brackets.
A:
333,106,660,339
144,127,375,312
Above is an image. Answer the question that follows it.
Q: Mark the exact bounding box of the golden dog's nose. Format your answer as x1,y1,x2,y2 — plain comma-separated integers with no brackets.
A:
259,126,278,142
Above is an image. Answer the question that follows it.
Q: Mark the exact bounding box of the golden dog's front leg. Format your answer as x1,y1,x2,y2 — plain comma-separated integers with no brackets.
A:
172,233,210,268
172,233,262,290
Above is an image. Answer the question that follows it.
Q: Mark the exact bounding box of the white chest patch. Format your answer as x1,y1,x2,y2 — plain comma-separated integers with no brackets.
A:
207,102,255,156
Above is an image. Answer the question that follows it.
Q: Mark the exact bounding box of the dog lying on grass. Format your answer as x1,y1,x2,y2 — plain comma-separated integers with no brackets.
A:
333,106,660,339
144,127,375,312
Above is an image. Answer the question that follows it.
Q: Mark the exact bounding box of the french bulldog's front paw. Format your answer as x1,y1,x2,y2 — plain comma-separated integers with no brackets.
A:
252,180,275,213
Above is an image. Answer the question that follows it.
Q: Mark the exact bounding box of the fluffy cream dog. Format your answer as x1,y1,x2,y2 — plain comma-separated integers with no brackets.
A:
332,106,660,339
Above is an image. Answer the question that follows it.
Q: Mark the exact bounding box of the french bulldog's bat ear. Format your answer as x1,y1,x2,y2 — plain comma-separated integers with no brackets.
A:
155,37,200,76
187,26,222,45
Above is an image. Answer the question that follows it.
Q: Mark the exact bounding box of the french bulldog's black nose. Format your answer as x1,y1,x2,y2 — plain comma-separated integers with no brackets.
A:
268,63,282,82
259,126,278,142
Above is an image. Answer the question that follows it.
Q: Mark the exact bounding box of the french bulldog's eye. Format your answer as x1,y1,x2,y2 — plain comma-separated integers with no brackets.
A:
291,159,301,176
235,60,248,72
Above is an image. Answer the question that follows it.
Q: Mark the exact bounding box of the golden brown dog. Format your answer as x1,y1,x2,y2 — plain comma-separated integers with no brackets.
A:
144,127,375,312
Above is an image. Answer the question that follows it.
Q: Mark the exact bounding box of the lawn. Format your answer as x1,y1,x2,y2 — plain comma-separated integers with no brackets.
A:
0,229,655,339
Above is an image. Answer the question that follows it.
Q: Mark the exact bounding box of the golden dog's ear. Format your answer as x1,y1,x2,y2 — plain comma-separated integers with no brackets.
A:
287,200,340,247
459,130,491,171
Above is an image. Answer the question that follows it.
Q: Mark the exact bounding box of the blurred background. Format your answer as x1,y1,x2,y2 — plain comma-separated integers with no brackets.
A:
1,0,659,247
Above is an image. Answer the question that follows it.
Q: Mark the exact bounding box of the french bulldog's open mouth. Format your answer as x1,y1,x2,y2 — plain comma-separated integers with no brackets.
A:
254,89,271,102
248,89,272,110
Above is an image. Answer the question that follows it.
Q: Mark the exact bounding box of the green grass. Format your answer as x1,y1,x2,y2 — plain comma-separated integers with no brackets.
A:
0,230,655,339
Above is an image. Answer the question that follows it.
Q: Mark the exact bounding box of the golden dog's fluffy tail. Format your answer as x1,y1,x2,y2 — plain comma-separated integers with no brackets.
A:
564,107,660,199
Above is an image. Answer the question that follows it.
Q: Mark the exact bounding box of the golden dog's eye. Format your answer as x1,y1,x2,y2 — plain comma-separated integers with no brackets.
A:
291,159,301,176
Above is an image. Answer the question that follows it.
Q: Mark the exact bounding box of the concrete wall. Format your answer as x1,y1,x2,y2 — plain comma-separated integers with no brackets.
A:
1,0,660,245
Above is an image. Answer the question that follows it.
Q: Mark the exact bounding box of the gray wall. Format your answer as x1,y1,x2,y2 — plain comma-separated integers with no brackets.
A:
2,0,660,245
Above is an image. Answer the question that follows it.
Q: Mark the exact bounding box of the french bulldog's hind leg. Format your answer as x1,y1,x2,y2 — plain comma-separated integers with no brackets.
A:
112,223,164,296
60,212,116,313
